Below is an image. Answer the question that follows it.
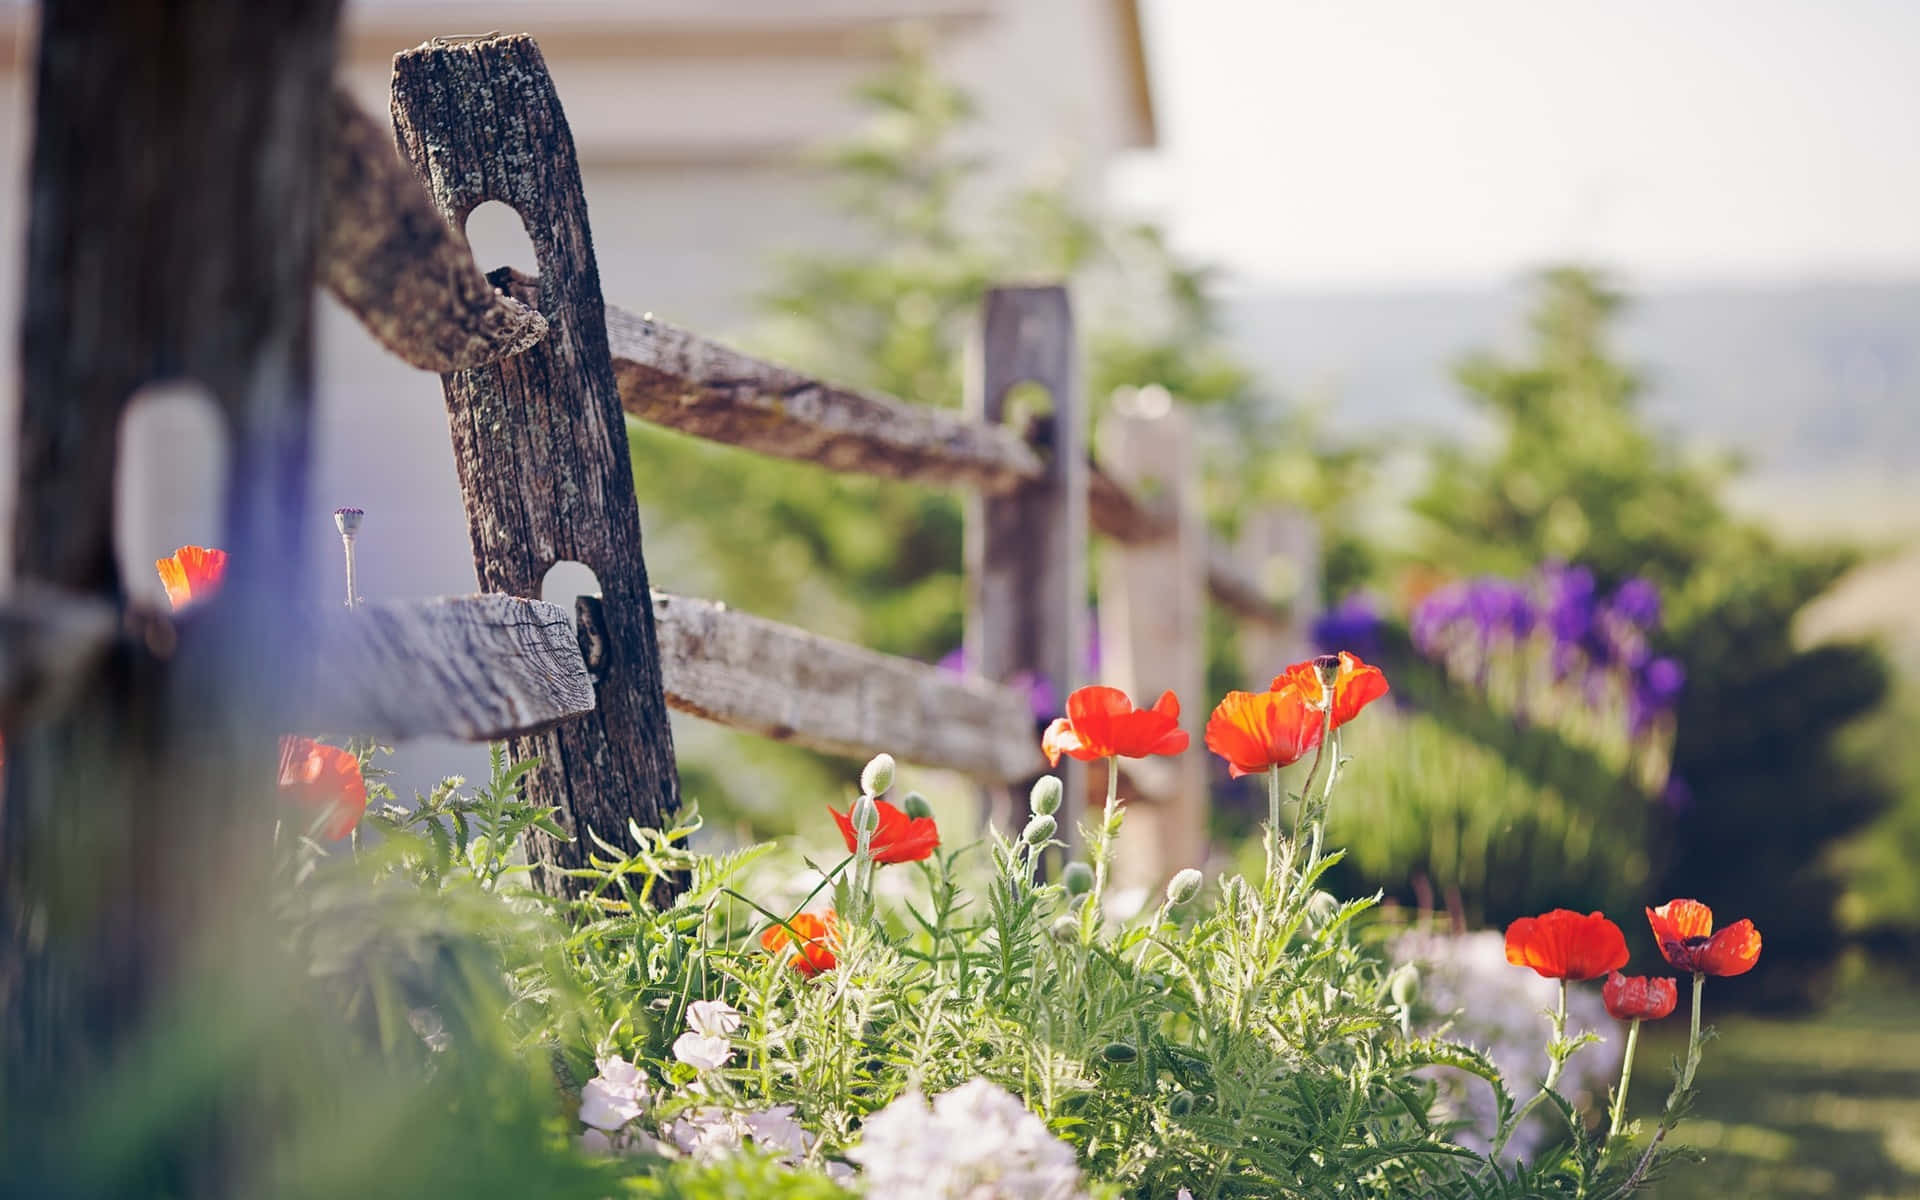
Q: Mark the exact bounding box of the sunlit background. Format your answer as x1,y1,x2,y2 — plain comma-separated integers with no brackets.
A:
3,2,1914,1195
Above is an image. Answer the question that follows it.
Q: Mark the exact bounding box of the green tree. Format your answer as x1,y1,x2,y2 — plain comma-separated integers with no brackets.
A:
1412,266,1892,1008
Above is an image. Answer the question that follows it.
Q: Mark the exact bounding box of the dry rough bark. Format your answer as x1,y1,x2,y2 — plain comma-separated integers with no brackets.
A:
322,85,548,371
305,594,595,740
3,0,343,1190
607,304,1043,493
965,286,1089,841
652,591,1040,782
390,34,681,891
600,300,1287,627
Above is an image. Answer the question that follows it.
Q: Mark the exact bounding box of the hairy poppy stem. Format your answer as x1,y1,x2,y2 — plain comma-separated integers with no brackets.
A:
1083,760,1122,943
1493,979,1567,1158
1264,764,1283,886
1607,1017,1642,1140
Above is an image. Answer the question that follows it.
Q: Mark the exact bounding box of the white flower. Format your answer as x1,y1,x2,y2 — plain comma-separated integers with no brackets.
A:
579,1055,650,1132
743,1103,812,1159
667,1106,749,1161
848,1077,1083,1199
685,998,743,1039
672,1031,734,1072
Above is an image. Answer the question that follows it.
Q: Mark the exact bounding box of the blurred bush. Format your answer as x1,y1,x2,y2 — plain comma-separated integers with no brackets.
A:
1384,268,1894,1009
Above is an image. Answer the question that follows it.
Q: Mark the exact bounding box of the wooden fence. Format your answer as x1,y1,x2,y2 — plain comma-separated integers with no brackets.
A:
3,29,1320,916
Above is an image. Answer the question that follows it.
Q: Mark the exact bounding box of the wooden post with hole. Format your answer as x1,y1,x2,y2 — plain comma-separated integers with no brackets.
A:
1236,507,1321,679
390,34,681,892
965,286,1087,845
1098,390,1208,889
2,0,343,1187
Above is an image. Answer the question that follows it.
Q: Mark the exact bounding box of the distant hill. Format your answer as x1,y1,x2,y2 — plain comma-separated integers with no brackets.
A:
1223,280,1920,536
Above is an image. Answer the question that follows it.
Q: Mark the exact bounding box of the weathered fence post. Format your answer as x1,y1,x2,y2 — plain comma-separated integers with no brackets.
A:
391,34,681,892
965,286,1087,842
2,0,342,1188
1236,506,1322,676
1098,388,1207,888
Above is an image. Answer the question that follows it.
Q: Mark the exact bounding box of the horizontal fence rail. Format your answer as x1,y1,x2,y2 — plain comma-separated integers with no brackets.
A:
650,591,1040,781
603,302,1287,628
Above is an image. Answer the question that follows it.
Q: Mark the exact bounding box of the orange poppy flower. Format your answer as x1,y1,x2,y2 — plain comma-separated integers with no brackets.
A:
1040,686,1189,766
1645,899,1762,977
1271,652,1390,730
1203,684,1324,778
155,545,228,611
1602,971,1678,1021
760,911,838,977
277,735,368,841
830,797,939,865
1504,909,1630,981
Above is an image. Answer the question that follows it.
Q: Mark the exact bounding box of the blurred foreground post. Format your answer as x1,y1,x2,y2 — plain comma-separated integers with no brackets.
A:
1098,391,1207,888
2,0,342,1191
965,286,1088,846
390,34,681,894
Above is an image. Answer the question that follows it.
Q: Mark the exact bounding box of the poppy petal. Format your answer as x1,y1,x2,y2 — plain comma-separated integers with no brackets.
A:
1701,919,1762,976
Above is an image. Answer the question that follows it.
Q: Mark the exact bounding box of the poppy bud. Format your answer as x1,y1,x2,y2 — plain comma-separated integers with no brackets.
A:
1101,1042,1138,1063
1062,862,1094,896
1022,814,1057,846
860,753,896,797
1029,775,1063,816
1166,868,1203,906
1169,1092,1194,1117
1306,890,1340,926
901,791,934,820
850,794,880,837
1388,963,1420,1008
1050,914,1079,943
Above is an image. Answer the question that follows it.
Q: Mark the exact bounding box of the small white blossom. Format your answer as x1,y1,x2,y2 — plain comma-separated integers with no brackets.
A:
666,1106,749,1161
685,999,743,1039
743,1104,811,1159
848,1077,1084,1199
672,1031,734,1072
579,1055,650,1132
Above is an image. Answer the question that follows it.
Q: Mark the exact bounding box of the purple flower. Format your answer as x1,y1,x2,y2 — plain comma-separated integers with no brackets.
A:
1314,593,1384,655
1641,657,1686,705
1611,577,1662,631
1544,563,1597,645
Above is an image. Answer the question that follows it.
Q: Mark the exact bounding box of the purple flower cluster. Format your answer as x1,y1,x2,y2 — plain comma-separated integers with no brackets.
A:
1408,564,1686,738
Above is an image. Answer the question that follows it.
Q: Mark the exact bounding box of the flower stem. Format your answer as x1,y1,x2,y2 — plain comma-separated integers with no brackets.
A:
1626,973,1708,1190
1264,763,1284,888
1493,978,1567,1158
1083,760,1122,942
1607,1018,1643,1140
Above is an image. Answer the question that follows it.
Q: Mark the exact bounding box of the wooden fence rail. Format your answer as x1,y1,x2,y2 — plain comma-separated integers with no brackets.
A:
5,28,1318,913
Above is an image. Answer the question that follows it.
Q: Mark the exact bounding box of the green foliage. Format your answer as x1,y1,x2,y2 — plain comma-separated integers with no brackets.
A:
626,41,1375,831
1403,267,1894,1005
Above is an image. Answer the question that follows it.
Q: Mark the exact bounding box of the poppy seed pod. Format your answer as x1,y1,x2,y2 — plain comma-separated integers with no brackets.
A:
901,791,935,820
860,753,896,798
1169,1092,1194,1117
1166,868,1203,906
1101,1042,1138,1064
1388,963,1421,1008
1062,862,1094,896
1022,813,1057,846
1029,775,1063,816
850,794,880,837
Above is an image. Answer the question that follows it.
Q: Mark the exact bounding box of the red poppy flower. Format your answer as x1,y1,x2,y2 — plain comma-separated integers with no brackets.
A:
155,545,228,611
1041,686,1189,766
1602,971,1678,1021
277,735,368,841
829,797,939,865
760,911,838,977
1203,684,1324,778
1645,899,1762,977
1504,909,1630,981
1271,652,1390,729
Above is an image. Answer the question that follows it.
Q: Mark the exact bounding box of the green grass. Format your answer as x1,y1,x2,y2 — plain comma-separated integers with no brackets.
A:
1627,962,1920,1199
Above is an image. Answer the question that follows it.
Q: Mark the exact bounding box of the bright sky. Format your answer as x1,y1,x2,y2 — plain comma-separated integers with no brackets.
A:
1126,0,1920,287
